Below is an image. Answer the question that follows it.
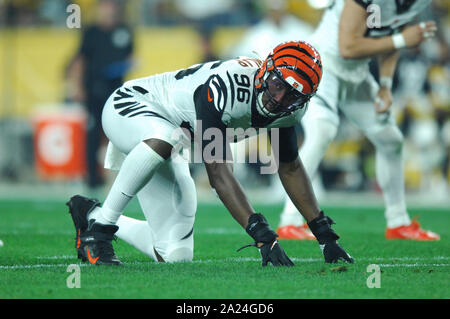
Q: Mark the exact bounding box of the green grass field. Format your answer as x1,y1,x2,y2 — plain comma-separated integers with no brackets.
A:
0,198,448,299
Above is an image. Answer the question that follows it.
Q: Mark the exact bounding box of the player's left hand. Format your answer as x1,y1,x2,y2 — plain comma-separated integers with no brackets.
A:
238,213,294,267
259,239,294,267
307,211,355,264
374,86,393,113
321,240,354,263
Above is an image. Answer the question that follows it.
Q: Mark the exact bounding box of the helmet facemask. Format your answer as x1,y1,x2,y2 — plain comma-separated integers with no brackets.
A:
255,60,312,119
254,41,322,119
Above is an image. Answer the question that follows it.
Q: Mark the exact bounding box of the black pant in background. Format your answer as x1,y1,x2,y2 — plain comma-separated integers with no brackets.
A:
85,95,107,189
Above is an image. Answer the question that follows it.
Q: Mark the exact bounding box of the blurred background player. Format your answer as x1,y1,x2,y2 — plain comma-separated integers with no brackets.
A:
173,0,235,63
68,0,134,190
279,0,440,241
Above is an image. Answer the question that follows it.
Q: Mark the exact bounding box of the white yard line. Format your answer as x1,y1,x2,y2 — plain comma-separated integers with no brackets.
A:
33,255,450,262
36,255,75,260
378,263,449,267
0,256,448,270
0,263,88,270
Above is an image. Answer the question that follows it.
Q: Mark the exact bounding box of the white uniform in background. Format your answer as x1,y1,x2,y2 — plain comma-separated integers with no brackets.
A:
280,0,433,231
230,14,314,60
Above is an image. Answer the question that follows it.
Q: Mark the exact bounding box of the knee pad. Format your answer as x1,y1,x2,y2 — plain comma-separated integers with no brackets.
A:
167,223,194,263
155,222,194,263
369,125,404,155
165,246,193,263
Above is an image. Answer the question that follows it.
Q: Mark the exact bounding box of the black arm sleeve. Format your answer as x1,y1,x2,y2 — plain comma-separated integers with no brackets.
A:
193,81,229,163
269,126,299,163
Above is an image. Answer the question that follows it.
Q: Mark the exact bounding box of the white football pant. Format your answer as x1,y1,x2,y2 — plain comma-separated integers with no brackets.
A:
101,92,196,262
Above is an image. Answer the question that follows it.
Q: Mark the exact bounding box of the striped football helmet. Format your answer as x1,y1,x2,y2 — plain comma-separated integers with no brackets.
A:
254,40,322,118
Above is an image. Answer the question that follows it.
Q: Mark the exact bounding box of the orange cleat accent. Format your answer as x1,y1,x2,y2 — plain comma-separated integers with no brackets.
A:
76,229,81,249
86,245,99,264
385,219,440,241
276,224,316,240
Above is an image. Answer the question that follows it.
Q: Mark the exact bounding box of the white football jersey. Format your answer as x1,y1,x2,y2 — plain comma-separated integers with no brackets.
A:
118,57,306,141
310,0,431,83
230,15,314,60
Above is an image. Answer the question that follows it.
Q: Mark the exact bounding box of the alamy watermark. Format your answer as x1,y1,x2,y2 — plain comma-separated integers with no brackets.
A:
66,264,81,288
366,264,381,288
169,121,280,175
66,4,81,29
366,4,381,29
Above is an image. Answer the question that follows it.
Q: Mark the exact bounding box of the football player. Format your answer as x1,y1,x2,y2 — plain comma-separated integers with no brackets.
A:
67,41,354,266
278,0,440,241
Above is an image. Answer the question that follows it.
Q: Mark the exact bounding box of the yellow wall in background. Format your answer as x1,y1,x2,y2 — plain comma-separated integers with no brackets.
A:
126,27,204,80
0,29,79,117
0,27,244,118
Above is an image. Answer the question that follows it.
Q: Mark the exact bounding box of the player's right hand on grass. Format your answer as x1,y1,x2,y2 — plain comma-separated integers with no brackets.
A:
307,212,354,264
238,213,294,267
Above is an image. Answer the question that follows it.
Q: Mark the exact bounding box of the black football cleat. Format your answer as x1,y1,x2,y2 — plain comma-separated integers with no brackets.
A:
66,195,100,261
79,220,122,266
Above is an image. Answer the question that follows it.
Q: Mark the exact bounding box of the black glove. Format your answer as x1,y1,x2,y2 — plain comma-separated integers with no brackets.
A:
307,212,354,264
237,213,294,267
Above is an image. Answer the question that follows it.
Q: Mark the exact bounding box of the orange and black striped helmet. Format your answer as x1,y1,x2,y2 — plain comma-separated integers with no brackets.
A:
255,40,322,117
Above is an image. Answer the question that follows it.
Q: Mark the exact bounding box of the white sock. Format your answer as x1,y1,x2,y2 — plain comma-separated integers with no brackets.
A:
375,142,411,228
280,199,303,227
92,142,165,225
88,206,119,225
279,175,326,227
116,215,158,261
385,203,411,228
279,118,337,227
